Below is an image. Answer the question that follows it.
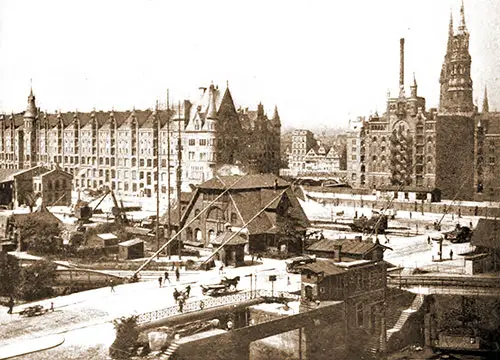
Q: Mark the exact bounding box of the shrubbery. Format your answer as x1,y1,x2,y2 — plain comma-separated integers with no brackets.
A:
17,260,57,301
109,315,139,359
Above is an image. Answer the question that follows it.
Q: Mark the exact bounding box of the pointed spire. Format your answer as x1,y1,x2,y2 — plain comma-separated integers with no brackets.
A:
458,0,467,33
447,9,454,51
483,86,489,113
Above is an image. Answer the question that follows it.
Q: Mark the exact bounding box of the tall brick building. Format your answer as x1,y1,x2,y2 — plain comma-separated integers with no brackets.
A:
347,2,500,200
0,84,281,200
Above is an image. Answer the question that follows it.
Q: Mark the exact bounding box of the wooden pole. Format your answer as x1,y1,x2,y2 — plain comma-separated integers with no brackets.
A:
167,90,171,259
132,176,246,277
177,101,182,260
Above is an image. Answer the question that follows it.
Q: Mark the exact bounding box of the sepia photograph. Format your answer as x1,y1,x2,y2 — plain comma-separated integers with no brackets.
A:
0,0,499,359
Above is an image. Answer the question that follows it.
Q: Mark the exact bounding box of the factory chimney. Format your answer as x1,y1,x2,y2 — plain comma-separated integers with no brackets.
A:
399,38,405,88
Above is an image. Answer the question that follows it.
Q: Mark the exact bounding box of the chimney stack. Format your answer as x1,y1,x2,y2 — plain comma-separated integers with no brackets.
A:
399,38,405,88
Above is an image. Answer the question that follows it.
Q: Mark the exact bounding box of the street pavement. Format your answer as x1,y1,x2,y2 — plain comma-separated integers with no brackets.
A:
0,199,485,359
0,256,300,359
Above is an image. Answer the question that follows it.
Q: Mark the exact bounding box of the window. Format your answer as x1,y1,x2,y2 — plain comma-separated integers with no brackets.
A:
140,159,145,167
189,139,195,146
199,139,207,146
231,212,237,224
147,159,152,167
356,303,364,328
188,152,195,160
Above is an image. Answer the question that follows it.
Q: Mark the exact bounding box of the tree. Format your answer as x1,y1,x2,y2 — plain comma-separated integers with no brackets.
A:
0,252,21,297
109,315,139,359
18,260,57,301
14,212,62,255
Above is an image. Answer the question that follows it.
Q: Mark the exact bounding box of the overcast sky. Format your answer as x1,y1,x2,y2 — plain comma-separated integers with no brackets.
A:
0,0,499,130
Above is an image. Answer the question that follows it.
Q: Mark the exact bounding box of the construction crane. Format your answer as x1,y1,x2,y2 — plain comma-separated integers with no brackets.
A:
74,188,129,225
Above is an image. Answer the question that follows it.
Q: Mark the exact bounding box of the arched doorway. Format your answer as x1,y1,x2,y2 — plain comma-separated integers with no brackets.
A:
305,285,314,301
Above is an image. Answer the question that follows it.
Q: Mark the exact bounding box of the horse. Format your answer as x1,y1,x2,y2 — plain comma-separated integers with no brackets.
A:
220,276,240,289
173,288,181,302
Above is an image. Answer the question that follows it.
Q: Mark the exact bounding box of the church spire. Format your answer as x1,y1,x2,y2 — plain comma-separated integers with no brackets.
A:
458,0,467,33
483,86,489,113
447,10,454,51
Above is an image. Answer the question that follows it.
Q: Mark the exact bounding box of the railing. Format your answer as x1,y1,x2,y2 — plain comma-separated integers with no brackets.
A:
388,275,500,289
136,289,300,325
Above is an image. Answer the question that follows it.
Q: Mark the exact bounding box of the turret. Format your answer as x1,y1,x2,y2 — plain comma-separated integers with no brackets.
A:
410,73,418,98
24,87,37,120
206,84,218,120
458,0,467,34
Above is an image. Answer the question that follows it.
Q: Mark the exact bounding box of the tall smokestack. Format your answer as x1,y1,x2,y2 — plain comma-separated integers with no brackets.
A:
399,38,405,88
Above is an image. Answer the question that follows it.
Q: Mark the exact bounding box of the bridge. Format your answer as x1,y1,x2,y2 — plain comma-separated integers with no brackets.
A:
126,290,345,360
388,273,500,296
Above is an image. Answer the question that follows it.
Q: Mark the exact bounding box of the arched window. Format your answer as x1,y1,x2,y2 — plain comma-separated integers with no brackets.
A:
195,228,202,241
208,230,215,241
186,227,193,241
55,180,60,190
194,209,200,217
207,207,225,221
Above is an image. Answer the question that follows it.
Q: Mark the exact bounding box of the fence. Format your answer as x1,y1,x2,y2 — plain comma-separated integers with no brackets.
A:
136,289,301,325
387,274,500,290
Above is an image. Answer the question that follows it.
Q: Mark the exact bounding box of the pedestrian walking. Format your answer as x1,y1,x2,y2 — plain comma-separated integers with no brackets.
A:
50,302,54,312
409,211,412,219
469,221,473,229
256,253,263,261
171,262,175,271
158,276,163,288
219,264,224,275
287,276,291,286
7,297,14,314
109,279,115,293
450,249,454,260
427,236,431,245
164,271,170,283
175,267,180,282
185,285,191,298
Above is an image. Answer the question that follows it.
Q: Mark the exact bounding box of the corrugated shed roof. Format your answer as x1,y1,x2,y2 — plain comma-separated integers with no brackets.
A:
199,174,289,190
471,218,500,249
210,231,248,246
297,260,346,276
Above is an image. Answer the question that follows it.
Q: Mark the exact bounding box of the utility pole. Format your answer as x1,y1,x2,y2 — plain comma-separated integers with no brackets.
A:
177,101,182,260
166,90,171,259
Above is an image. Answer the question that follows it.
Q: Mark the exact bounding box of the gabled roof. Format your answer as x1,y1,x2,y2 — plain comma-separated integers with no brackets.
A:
210,231,248,246
40,168,73,179
471,218,500,249
0,169,21,183
198,174,289,191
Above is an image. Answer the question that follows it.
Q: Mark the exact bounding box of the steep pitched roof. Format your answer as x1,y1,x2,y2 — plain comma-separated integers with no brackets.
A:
471,218,500,249
198,174,289,190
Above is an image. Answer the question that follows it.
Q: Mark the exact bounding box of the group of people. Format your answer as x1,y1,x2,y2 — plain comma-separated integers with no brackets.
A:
158,267,180,288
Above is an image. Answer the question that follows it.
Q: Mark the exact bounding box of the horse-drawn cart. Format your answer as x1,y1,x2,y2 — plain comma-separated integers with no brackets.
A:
19,305,48,317
201,276,240,296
